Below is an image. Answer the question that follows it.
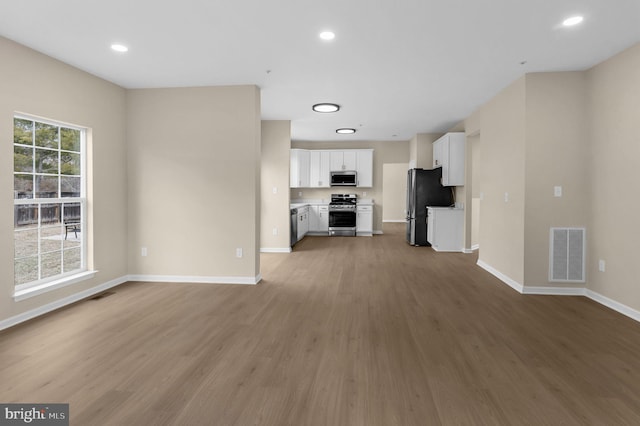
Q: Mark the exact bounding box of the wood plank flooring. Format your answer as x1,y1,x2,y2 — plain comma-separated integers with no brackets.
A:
2,223,640,425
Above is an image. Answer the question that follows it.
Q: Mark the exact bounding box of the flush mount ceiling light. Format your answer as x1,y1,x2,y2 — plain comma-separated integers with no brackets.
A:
312,103,340,113
336,128,356,134
110,43,129,52
319,31,335,41
562,16,584,27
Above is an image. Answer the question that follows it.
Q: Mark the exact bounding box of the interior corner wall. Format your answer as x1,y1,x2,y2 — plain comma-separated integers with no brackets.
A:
477,77,526,285
126,85,261,281
523,72,589,288
415,133,440,168
261,120,291,251
0,36,128,322
586,43,640,311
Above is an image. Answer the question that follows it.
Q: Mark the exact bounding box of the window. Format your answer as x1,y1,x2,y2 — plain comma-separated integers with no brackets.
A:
13,115,87,294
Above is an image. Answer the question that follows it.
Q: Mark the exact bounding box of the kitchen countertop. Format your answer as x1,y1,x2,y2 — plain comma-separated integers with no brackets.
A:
291,198,374,209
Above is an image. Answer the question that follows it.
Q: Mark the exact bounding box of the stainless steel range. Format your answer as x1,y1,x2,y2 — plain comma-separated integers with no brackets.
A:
329,194,357,236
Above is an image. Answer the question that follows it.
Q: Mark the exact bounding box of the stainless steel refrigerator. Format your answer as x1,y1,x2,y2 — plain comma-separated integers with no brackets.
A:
406,168,454,246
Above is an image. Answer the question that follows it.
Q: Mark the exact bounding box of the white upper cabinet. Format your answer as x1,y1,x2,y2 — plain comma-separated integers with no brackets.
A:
330,151,357,171
356,150,373,187
290,149,310,188
432,132,465,186
309,151,331,188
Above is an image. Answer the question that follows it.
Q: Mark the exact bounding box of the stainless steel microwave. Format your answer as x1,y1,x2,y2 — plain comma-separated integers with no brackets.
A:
330,171,357,186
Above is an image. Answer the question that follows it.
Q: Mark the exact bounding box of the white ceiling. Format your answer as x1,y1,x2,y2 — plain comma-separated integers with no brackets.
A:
1,1,639,142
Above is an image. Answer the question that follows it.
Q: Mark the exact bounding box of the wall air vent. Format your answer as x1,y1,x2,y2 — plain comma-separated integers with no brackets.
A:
549,228,586,282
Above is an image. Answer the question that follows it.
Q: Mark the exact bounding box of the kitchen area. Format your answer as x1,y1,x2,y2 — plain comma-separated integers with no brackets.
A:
287,132,468,251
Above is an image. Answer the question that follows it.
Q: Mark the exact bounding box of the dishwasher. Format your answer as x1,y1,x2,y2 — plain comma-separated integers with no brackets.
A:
290,208,298,247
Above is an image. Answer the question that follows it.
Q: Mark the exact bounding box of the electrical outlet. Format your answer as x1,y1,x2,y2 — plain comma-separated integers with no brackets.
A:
598,259,606,272
504,192,509,203
141,247,148,257
362,192,367,197
272,186,278,194
236,248,243,258
554,186,562,197
272,227,278,236
298,191,302,197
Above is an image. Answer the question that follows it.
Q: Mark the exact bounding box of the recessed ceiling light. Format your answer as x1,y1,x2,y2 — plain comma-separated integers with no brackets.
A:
562,16,584,27
319,31,335,41
336,128,356,134
312,103,340,113
110,44,129,52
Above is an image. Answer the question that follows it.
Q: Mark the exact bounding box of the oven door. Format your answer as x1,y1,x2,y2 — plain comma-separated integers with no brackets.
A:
329,210,356,236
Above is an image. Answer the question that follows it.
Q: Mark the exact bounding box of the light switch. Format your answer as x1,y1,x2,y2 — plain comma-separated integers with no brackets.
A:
504,192,509,203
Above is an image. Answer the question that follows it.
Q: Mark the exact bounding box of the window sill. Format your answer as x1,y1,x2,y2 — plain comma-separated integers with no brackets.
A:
14,270,97,302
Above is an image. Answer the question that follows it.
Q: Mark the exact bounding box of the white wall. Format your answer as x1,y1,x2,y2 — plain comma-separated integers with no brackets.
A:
382,163,409,222
126,86,261,282
0,37,128,323
261,121,291,251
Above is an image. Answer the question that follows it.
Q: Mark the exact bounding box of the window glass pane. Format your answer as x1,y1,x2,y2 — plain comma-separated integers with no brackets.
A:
14,146,33,173
14,204,38,228
61,152,80,175
41,224,63,253
36,176,59,198
63,202,81,224
63,248,82,272
61,177,80,198
14,228,38,259
15,256,39,286
40,203,61,225
61,128,81,152
14,118,33,145
35,148,59,174
41,251,62,280
35,122,59,149
14,174,34,199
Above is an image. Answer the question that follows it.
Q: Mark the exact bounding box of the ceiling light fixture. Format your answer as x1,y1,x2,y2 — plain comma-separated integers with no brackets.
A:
110,44,129,52
562,16,584,27
319,31,335,41
312,103,340,113
336,128,356,134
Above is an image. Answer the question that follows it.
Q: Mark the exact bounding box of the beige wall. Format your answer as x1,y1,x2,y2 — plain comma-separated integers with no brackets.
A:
382,163,409,221
409,133,439,169
523,72,589,288
587,43,640,310
476,76,526,284
261,121,291,250
290,140,409,232
0,37,128,322
126,86,261,281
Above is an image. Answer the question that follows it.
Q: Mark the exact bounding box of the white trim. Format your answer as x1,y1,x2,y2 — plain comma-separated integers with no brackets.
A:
260,248,292,253
522,286,586,296
1,275,127,331
14,270,97,301
471,244,479,251
586,289,640,323
477,260,640,324
127,274,261,285
463,246,479,254
476,260,524,293
373,230,384,235
383,220,406,223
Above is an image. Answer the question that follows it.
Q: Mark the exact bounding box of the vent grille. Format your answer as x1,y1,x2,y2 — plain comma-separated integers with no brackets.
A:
549,228,585,282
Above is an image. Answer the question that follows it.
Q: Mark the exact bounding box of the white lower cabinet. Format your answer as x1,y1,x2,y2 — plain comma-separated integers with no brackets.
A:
356,205,373,236
309,205,329,233
426,207,463,251
297,206,309,241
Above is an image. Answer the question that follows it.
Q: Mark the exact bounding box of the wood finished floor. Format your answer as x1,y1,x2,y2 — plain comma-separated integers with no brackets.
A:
2,223,640,425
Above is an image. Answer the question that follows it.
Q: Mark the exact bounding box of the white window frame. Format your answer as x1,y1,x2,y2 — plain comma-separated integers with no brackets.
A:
13,113,94,300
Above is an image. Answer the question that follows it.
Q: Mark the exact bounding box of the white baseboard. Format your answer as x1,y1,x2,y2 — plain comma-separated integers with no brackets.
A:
476,260,524,293
127,274,261,285
463,244,479,254
373,230,384,235
260,247,292,253
477,260,640,323
0,275,128,331
586,289,640,323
